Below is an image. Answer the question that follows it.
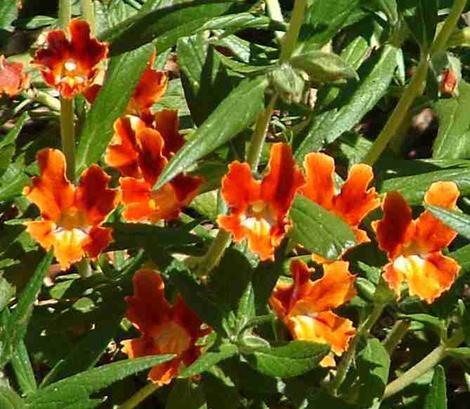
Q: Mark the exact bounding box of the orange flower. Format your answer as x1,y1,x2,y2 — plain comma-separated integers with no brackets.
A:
0,55,29,96
373,182,460,303
33,20,108,98
84,52,167,119
300,152,380,246
105,112,201,223
218,143,304,261
23,149,119,270
270,260,356,367
440,68,458,96
121,269,209,385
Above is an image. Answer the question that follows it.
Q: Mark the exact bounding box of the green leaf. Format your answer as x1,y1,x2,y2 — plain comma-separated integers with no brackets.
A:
0,252,52,369
41,319,121,386
177,33,233,126
76,44,154,173
0,275,14,311
180,343,238,378
0,164,30,202
398,313,445,337
290,195,356,260
166,379,207,409
155,75,268,189
0,112,29,177
424,365,447,409
268,64,305,103
356,338,390,407
433,81,470,159
401,0,438,51
25,355,174,409
11,340,37,395
290,50,358,83
426,205,470,240
102,1,244,56
381,166,470,205
0,387,26,409
0,0,18,30
295,45,398,160
300,0,360,48
244,341,329,378
363,0,398,23
446,347,470,359
169,260,227,335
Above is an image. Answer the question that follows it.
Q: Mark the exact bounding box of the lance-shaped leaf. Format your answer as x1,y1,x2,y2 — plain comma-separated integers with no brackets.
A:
180,343,238,378
289,195,356,260
0,387,25,409
25,355,174,409
155,75,268,189
243,341,329,378
424,365,447,409
0,252,52,369
76,44,154,174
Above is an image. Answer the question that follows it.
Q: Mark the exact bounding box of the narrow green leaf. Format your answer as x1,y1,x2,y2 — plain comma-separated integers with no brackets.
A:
102,1,243,55
398,313,445,337
0,112,29,149
76,44,154,173
401,0,438,51
0,252,52,369
290,195,356,260
178,33,233,126
0,164,30,202
290,50,358,83
11,340,37,395
381,166,470,204
155,75,268,189
244,341,329,378
0,275,14,311
41,319,121,386
446,348,470,359
426,205,470,240
25,355,174,409
0,387,26,409
363,0,398,23
356,338,390,407
0,0,18,30
424,365,447,409
295,45,398,160
180,344,238,378
433,81,470,159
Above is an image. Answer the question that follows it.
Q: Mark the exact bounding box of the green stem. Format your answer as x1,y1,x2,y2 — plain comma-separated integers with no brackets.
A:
118,382,160,409
363,56,428,166
198,230,232,275
383,330,464,399
60,97,76,181
27,90,61,111
279,0,307,63
80,0,96,34
430,0,468,56
246,94,278,170
58,0,72,29
330,303,385,394
383,320,410,354
265,0,285,41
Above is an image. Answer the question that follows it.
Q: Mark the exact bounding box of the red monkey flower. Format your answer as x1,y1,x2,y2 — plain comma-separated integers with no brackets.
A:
270,260,356,367
440,68,458,96
218,143,305,261
122,269,209,385
0,55,29,96
301,152,380,246
105,112,201,223
373,182,461,303
33,20,108,99
23,149,119,270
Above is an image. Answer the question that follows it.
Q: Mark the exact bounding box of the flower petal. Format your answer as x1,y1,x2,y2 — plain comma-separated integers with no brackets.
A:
148,359,181,385
23,149,75,221
0,55,28,96
135,126,167,185
75,165,118,225
333,164,379,227
287,311,356,356
393,253,460,303
300,152,335,210
69,19,108,70
82,226,113,258
220,162,261,211
24,220,55,251
125,269,171,333
414,181,460,253
120,177,155,222
52,229,87,270
373,191,413,259
261,143,304,216
154,110,184,157
296,261,356,313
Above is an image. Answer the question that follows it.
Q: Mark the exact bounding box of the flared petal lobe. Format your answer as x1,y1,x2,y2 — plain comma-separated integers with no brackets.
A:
122,269,208,385
0,55,29,96
33,20,108,98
